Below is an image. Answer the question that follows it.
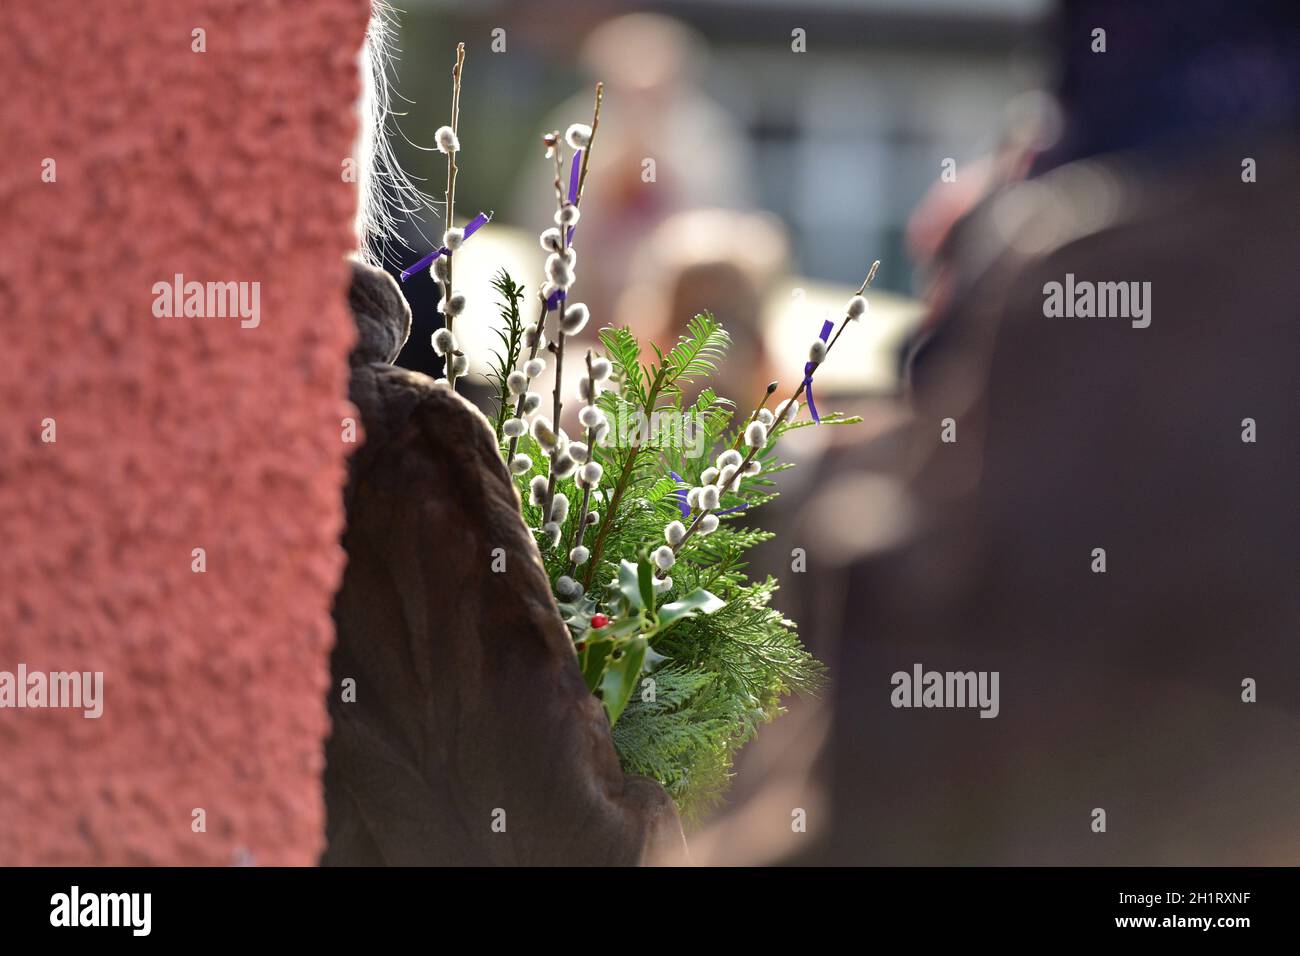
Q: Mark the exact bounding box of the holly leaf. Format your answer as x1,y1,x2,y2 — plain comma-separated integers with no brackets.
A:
599,636,648,726
617,560,644,611
637,557,656,612
656,588,725,631
580,637,614,693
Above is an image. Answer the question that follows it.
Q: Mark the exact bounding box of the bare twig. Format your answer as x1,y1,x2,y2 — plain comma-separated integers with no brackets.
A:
442,43,466,390
661,261,882,576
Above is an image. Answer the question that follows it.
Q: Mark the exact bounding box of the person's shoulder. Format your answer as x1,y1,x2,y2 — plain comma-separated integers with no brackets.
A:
377,371,507,479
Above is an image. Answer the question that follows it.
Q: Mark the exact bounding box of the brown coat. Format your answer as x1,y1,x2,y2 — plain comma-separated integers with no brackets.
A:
806,137,1300,864
322,261,682,865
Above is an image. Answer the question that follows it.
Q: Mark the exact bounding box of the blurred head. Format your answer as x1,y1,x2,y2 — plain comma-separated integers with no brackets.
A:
616,209,787,404
579,13,706,100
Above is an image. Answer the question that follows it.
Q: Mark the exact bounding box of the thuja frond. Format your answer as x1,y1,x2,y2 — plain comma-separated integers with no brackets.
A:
661,312,730,393
487,269,526,444
611,667,753,821
599,326,648,407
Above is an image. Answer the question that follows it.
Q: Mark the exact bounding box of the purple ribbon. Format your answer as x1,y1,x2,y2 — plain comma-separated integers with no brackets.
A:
398,211,492,282
544,152,584,312
669,470,689,518
802,319,833,424
566,150,582,243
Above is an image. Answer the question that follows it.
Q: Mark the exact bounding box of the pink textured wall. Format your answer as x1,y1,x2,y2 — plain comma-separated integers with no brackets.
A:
0,0,368,864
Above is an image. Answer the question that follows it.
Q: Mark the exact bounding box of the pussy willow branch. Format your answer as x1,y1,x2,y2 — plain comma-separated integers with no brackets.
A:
566,350,599,576
664,260,881,574
729,381,778,452
541,143,571,524
443,43,465,390
775,260,879,415
576,82,603,203
661,440,767,571
541,85,604,527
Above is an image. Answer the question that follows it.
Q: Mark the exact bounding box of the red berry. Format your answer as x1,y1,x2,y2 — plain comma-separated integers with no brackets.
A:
590,613,610,629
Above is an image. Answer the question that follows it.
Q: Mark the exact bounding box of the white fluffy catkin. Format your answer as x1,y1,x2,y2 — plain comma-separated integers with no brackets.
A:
502,417,527,439
509,453,533,475
539,227,563,252
529,475,548,506
443,227,464,251
744,420,769,447
565,123,592,149
846,294,869,319
507,370,528,395
524,357,545,379
561,303,590,335
652,546,676,571
431,328,456,356
545,254,574,289
531,416,558,452
808,338,828,364
665,521,687,546
434,125,459,153
553,453,579,479
442,291,467,317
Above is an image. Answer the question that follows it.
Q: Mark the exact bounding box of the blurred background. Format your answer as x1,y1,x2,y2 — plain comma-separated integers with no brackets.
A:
376,0,1052,392
371,0,1300,864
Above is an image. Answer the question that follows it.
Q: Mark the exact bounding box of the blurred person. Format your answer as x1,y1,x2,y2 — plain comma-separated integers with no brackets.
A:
512,13,757,327
786,0,1300,865
613,208,785,406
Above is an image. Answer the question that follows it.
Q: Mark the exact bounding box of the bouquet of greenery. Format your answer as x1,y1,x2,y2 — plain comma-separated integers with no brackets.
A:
415,48,878,819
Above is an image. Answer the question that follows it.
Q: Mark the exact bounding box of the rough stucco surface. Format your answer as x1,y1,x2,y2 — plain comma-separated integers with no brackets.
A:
0,0,369,864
